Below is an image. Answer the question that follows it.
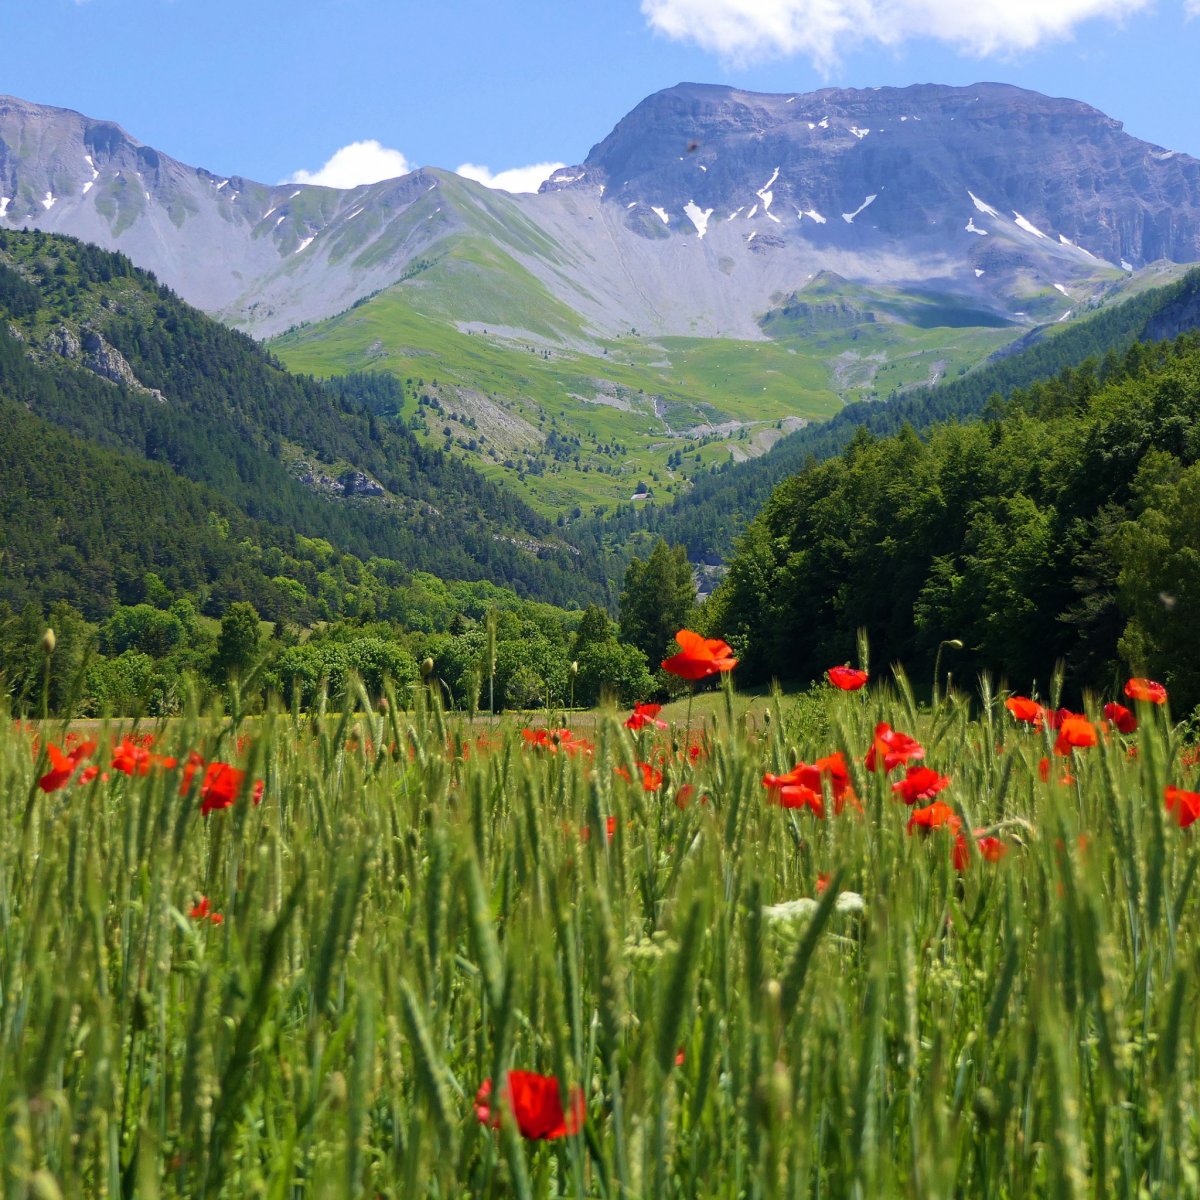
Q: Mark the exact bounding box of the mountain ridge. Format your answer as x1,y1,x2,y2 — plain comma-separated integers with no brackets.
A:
4,82,1200,344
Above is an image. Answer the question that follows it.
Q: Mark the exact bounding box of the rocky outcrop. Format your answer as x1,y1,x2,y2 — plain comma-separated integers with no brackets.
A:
549,82,1200,270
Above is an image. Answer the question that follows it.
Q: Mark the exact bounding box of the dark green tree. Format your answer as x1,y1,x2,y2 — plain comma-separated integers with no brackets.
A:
618,541,695,666
213,601,261,681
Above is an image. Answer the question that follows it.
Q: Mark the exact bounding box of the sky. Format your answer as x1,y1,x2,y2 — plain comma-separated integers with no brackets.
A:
4,0,1199,193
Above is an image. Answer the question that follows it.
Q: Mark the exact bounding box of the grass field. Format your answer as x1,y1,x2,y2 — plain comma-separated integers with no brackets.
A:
4,661,1200,1197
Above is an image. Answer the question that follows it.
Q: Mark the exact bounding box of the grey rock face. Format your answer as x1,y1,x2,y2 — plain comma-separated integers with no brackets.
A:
549,82,1200,268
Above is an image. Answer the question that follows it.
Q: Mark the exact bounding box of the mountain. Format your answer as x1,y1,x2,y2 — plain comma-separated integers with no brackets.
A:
0,229,608,618
4,84,1200,514
3,83,1198,341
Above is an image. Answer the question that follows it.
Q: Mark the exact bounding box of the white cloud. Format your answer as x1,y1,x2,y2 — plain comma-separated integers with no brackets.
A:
455,161,566,194
285,140,413,189
1187,0,1200,16
641,0,1161,65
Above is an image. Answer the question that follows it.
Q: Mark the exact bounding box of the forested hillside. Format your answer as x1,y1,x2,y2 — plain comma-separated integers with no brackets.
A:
581,269,1200,565
0,229,608,614
709,331,1200,706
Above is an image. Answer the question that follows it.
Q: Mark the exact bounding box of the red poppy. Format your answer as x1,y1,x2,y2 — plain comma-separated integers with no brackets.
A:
661,629,738,682
815,872,831,895
891,766,950,806
827,666,868,691
763,775,826,817
1054,716,1097,756
763,752,858,818
112,737,177,776
522,728,593,757
674,783,696,809
906,800,961,836
865,723,924,773
1103,702,1137,734
1004,696,1043,726
1042,707,1078,731
199,763,244,815
189,896,224,924
78,765,105,785
1166,785,1200,828
1039,756,1077,786
1126,678,1167,705
637,761,663,792
625,702,667,731
952,833,1007,871
38,739,96,792
475,1071,585,1140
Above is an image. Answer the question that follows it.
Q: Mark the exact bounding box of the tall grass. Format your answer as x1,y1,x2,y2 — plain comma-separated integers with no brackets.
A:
2,674,1198,1197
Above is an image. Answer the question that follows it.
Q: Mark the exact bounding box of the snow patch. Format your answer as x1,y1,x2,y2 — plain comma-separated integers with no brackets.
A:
746,231,757,244
850,126,870,140
1059,234,1098,261
756,167,780,212
81,181,93,196
344,207,364,221
290,190,301,199
1121,259,1134,272
841,193,877,224
1058,309,1073,322
627,202,637,209
965,217,988,236
651,206,670,225
0,198,9,218
968,191,1000,218
144,191,151,201
727,206,745,221
263,206,278,220
41,192,55,211
274,214,286,228
1153,149,1178,161
786,95,797,103
294,236,314,255
975,268,985,277
746,203,758,219
216,179,229,190
1054,283,1071,298
818,117,829,129
801,208,827,224
684,200,713,239
1013,212,1048,240
697,165,706,172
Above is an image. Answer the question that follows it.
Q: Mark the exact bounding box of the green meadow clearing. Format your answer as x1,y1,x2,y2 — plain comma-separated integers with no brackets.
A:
3,666,1200,1198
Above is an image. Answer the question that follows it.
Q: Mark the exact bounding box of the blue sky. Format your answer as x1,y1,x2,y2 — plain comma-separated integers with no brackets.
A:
5,0,1199,192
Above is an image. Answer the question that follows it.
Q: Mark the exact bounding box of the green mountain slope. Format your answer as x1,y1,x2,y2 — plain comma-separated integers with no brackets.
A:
0,229,609,615
583,266,1200,566
271,264,1020,517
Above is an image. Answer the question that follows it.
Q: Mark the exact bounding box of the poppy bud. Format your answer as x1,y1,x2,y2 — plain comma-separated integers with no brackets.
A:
421,657,434,678
945,639,964,650
570,660,579,676
40,628,56,656
377,696,389,713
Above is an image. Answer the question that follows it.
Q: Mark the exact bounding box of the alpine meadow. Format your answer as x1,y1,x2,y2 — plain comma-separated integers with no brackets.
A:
7,10,1200,1194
